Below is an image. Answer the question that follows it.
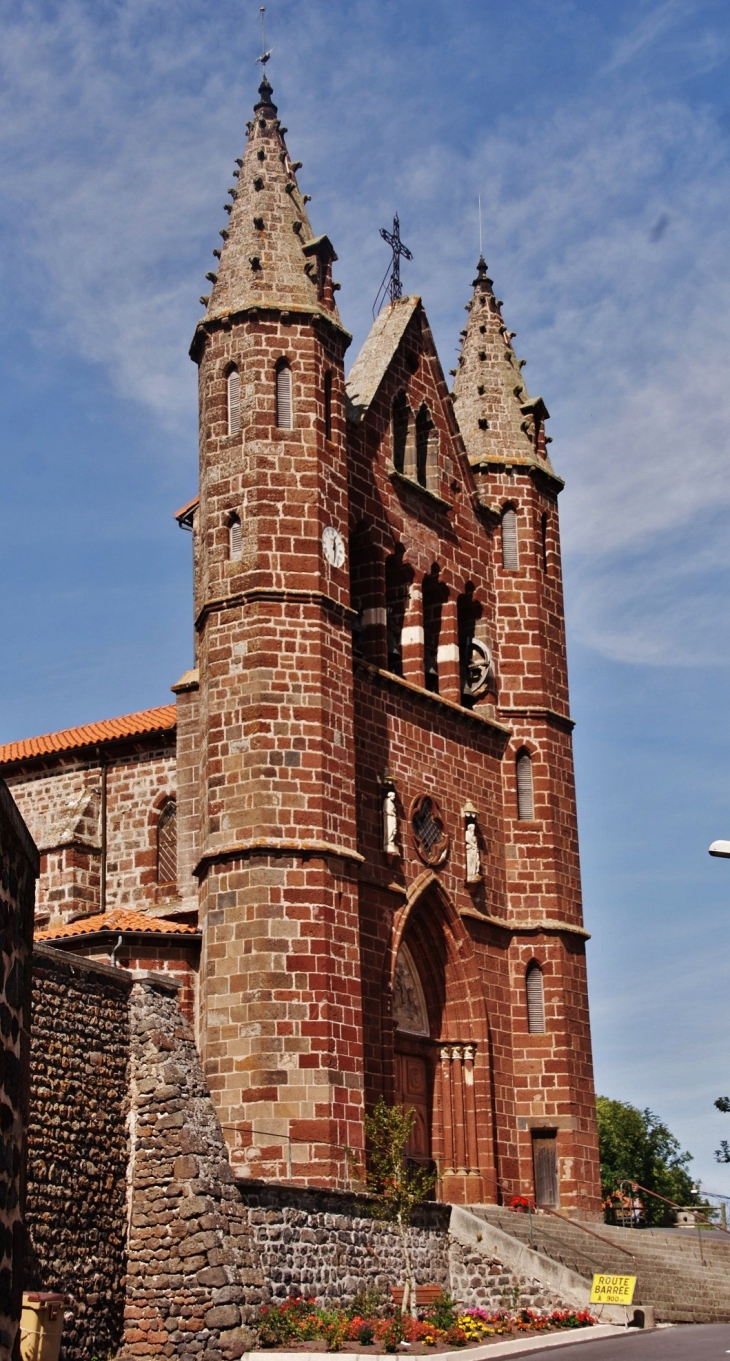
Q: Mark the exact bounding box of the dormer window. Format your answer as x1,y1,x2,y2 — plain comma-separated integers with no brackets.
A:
276,359,293,429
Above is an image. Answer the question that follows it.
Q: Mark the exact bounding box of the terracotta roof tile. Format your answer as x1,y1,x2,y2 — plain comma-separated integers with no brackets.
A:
36,908,199,941
0,705,176,766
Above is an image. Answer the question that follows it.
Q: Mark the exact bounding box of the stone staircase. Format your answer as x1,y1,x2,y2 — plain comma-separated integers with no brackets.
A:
468,1206,730,1323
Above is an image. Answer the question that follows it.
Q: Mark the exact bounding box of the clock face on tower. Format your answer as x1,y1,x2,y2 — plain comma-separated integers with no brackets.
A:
321,525,345,569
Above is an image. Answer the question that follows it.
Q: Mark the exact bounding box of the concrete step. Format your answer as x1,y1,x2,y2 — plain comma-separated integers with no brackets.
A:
466,1206,730,1323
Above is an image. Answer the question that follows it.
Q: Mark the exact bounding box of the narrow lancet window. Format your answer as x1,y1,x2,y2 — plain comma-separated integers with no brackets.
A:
324,369,333,441
526,963,546,1033
229,514,242,561
276,360,293,429
392,390,409,474
227,368,241,435
541,512,549,573
416,404,433,489
516,750,534,821
157,799,177,888
502,506,519,570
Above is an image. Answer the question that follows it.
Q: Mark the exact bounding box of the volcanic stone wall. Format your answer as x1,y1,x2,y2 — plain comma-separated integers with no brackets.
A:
237,1181,451,1305
24,946,131,1361
0,780,36,1361
121,978,263,1360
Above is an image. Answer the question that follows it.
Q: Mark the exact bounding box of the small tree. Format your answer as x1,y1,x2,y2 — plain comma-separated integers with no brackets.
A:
596,1096,695,1225
714,1097,730,1163
363,1099,435,1315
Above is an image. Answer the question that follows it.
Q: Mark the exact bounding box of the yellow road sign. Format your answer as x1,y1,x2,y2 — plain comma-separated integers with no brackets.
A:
590,1274,637,1305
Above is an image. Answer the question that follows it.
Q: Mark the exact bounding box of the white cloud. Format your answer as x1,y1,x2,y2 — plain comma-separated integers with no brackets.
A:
1,0,730,663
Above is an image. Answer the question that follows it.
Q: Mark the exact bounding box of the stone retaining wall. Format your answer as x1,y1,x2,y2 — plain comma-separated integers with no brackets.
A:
25,945,131,1361
236,1181,451,1306
0,779,36,1361
120,979,263,1361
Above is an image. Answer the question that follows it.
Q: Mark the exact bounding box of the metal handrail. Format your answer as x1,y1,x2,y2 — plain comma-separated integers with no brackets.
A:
477,1170,637,1266
616,1179,730,1240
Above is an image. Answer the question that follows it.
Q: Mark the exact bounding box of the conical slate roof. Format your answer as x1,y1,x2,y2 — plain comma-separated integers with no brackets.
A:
197,77,346,331
451,257,557,476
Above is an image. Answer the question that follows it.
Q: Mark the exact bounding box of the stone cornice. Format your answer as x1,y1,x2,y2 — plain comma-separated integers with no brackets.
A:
499,706,575,733
195,586,357,633
355,661,511,739
459,910,590,940
195,837,364,878
190,302,352,364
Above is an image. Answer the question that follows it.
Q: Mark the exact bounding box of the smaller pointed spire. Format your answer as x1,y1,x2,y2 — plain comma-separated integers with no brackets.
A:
452,257,555,474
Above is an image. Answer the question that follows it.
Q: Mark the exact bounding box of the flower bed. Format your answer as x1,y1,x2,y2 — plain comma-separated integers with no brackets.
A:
256,1290,597,1352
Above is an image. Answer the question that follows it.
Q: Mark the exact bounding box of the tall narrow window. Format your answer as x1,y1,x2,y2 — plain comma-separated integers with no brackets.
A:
385,546,412,677
501,506,519,570
516,749,534,820
416,404,433,489
229,513,242,561
324,369,333,441
423,565,445,694
541,512,549,573
157,799,177,888
227,367,241,435
392,390,409,474
526,963,546,1033
275,359,293,429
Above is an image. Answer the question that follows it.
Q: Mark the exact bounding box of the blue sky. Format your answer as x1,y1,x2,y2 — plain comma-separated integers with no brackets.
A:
2,0,730,1192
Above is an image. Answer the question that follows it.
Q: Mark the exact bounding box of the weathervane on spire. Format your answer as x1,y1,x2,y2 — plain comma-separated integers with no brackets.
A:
373,214,413,316
256,6,272,69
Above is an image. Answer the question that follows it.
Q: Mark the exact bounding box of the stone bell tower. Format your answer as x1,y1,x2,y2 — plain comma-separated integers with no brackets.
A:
189,75,364,1184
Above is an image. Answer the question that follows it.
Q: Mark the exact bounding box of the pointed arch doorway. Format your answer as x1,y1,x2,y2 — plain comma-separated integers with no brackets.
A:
390,881,491,1204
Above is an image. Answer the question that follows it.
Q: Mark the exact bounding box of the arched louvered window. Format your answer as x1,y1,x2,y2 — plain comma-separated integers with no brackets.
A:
516,749,534,821
526,963,546,1033
157,799,177,888
276,360,293,429
229,514,242,561
501,506,519,571
227,368,241,435
324,369,333,441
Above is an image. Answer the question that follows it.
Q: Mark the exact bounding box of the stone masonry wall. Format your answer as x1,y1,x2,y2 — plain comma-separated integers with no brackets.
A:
6,742,176,927
121,979,263,1361
0,780,36,1361
25,945,131,1361
236,1182,451,1306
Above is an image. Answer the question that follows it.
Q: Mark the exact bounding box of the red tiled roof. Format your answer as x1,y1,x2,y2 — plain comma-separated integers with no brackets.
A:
174,495,199,526
0,705,176,766
36,908,199,941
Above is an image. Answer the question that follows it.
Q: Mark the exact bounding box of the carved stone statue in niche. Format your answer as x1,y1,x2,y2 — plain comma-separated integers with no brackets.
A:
463,802,482,883
392,943,429,1036
383,776,399,858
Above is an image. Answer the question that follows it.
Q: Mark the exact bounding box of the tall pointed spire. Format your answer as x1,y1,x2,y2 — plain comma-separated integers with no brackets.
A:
451,257,556,475
196,77,346,332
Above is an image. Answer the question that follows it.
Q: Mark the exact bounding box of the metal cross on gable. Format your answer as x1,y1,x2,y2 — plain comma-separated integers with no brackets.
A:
373,214,413,316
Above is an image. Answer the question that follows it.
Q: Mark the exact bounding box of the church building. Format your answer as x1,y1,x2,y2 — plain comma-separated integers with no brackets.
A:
0,76,602,1216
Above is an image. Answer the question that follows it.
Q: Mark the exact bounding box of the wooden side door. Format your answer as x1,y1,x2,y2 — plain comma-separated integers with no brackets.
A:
394,1050,431,1161
532,1131,559,1208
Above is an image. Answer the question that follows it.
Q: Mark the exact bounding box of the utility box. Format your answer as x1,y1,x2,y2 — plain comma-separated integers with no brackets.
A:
19,1293,65,1361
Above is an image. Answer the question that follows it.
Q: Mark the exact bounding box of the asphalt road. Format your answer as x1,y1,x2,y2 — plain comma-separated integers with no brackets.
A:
536,1326,730,1360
